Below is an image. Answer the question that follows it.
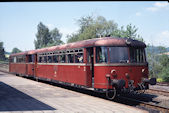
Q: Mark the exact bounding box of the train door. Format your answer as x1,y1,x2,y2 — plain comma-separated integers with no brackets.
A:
26,55,34,77
34,54,37,77
86,47,94,87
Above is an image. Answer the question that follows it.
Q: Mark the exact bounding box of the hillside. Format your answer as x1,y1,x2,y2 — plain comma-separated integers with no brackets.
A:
146,46,169,55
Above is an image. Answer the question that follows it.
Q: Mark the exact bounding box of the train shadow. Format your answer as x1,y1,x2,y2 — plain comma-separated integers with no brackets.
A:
0,82,56,111
22,76,159,106
116,93,159,106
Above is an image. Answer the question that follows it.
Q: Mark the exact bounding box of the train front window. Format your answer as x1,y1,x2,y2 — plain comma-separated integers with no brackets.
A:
130,48,146,63
109,47,129,63
96,47,108,63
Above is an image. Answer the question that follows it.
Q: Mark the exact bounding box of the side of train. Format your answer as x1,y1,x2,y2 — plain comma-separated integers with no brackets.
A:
9,37,156,99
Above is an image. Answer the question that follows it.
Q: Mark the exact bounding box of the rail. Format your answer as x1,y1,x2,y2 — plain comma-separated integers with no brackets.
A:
119,96,169,113
146,89,169,97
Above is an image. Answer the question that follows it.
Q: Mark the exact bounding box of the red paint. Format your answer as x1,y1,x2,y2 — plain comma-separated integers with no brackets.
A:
94,65,148,89
35,64,92,87
10,63,27,75
9,37,148,90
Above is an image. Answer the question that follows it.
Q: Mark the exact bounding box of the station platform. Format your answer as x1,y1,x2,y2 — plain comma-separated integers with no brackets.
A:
0,71,148,113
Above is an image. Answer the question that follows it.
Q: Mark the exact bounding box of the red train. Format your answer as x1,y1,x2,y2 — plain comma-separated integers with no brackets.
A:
9,37,156,99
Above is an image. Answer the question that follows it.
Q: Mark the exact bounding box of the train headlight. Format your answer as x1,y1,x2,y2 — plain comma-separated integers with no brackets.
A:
111,69,117,78
142,68,147,77
142,68,145,73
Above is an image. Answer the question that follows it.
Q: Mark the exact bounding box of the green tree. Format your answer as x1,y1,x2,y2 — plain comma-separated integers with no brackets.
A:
115,24,144,42
47,28,64,47
67,15,143,43
34,22,63,49
161,64,169,82
146,45,169,82
0,42,6,61
158,46,167,54
67,15,118,43
159,55,169,82
11,47,22,54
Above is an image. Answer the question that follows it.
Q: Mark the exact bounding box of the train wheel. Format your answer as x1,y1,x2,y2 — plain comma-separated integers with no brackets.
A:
106,87,116,100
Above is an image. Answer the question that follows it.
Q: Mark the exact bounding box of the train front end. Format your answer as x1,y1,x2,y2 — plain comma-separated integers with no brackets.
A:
93,38,156,99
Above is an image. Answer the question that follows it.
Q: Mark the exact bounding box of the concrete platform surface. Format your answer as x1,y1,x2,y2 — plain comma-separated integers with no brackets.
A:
0,72,148,113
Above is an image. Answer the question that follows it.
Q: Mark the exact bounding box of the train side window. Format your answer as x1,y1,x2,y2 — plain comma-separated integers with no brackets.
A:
48,56,52,63
28,55,32,62
17,57,20,63
60,55,66,63
41,56,45,63
38,56,42,62
32,55,34,62
130,48,146,63
53,55,58,63
67,54,74,63
75,53,83,63
23,56,25,62
44,56,47,63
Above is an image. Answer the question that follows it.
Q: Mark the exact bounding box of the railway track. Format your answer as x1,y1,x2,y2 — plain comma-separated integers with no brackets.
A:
146,89,169,97
0,70,169,113
118,95,169,113
157,82,169,86
29,77,169,113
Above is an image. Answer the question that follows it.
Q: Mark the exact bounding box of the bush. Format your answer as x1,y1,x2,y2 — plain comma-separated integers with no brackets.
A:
157,78,163,82
161,64,169,82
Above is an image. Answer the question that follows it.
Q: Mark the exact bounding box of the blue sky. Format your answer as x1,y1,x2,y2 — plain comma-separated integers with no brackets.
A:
0,2,169,52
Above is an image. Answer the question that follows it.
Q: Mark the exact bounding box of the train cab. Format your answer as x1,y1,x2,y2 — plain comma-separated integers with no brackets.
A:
89,38,156,95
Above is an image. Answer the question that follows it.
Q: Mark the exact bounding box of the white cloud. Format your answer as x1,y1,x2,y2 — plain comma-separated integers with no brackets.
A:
146,2,169,12
136,12,141,16
154,2,169,8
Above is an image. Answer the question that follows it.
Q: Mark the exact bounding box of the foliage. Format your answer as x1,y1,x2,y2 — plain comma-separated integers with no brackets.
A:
67,15,143,43
0,42,6,61
116,24,144,42
34,22,64,49
157,78,163,82
11,47,22,54
158,55,169,82
147,45,169,82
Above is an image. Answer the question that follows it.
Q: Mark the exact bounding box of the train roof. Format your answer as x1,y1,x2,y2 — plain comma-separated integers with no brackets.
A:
10,51,28,57
10,37,146,56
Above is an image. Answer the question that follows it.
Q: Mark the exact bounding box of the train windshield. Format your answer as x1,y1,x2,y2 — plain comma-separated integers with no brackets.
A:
96,47,146,63
129,48,146,63
109,47,129,63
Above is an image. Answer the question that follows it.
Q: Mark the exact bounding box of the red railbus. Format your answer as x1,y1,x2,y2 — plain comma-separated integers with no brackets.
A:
9,37,156,99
